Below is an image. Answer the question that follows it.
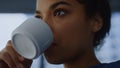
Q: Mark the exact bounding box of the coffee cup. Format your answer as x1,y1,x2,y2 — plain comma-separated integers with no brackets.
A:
11,17,53,59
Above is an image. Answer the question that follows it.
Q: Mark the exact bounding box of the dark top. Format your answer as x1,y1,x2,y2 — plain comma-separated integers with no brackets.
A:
90,60,120,68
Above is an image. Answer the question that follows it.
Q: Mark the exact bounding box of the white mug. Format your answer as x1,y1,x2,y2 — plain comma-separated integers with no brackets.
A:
11,17,53,59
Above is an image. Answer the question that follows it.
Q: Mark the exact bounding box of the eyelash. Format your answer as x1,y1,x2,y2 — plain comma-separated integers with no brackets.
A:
35,15,42,19
54,8,67,17
35,8,68,18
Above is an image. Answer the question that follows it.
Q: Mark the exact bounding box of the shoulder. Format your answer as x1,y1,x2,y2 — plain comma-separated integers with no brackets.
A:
90,60,120,68
108,60,120,68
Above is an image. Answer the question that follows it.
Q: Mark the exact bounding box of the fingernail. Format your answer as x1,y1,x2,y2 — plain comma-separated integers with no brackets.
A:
19,57,24,61
16,63,21,68
19,63,24,68
7,40,12,46
8,40,11,43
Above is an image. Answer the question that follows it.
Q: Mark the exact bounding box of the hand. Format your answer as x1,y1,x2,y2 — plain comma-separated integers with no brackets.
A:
0,60,9,68
0,41,33,68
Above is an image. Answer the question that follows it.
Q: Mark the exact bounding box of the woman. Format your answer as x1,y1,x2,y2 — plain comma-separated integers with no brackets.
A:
0,0,113,68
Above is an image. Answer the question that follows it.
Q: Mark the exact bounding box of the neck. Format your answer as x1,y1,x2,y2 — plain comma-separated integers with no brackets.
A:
64,48,100,68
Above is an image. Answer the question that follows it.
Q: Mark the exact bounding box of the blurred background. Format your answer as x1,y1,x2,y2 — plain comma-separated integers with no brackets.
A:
0,0,120,68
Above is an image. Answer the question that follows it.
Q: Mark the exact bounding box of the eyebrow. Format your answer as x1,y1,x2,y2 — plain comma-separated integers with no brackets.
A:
35,10,41,14
50,1,71,9
35,1,71,14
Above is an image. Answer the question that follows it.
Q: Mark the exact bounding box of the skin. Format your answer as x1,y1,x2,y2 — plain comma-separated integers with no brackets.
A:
0,0,103,68
0,41,32,68
36,0,102,68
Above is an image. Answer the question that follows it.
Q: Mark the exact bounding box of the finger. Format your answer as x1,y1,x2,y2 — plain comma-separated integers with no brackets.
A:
19,63,25,68
0,41,19,68
0,60,9,68
7,40,32,68
0,52,16,68
6,43,21,68
8,40,25,62
5,41,32,68
21,58,33,67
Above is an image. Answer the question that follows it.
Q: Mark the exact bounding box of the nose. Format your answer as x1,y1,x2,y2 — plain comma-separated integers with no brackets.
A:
42,15,51,26
42,15,54,33
42,15,56,42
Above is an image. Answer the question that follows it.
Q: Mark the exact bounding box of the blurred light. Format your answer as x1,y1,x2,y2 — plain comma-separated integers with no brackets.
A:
95,12,120,63
0,13,28,50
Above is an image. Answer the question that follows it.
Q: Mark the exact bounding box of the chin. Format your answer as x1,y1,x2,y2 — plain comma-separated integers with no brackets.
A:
45,56,64,64
44,54,66,64
47,60,63,64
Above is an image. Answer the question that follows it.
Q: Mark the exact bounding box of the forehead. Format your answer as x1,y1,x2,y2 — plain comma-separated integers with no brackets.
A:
36,0,80,10
37,0,79,6
37,0,77,3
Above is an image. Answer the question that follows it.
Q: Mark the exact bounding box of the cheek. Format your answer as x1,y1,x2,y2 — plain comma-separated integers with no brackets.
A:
55,18,91,45
44,18,93,64
52,18,92,55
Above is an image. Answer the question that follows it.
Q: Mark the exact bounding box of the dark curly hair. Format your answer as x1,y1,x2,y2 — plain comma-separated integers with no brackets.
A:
77,0,111,46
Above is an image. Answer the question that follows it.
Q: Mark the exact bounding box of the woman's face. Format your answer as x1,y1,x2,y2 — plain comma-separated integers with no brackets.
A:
36,0,97,64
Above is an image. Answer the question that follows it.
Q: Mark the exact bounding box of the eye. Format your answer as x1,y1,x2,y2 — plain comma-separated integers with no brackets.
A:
35,15,42,19
54,9,67,16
